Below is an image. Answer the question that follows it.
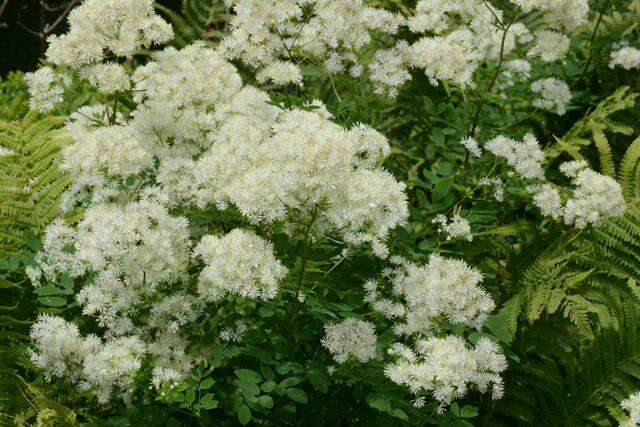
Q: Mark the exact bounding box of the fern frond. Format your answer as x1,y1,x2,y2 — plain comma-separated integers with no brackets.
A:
589,121,616,177
0,114,70,253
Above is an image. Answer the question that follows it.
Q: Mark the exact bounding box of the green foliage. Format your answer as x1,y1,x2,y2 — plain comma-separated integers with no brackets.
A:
0,72,30,121
155,0,230,47
0,112,70,253
491,300,640,426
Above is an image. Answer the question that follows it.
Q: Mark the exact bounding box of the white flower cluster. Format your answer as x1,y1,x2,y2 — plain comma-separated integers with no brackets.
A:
221,0,403,85
528,31,570,63
25,0,172,112
24,67,69,112
482,133,625,227
359,255,505,406
529,161,625,228
321,318,378,364
367,0,583,96
460,136,482,158
621,392,640,427
367,255,495,334
45,0,172,68
485,134,546,180
531,78,572,115
609,46,640,70
26,0,409,401
432,214,473,242
29,314,146,403
193,229,287,301
384,336,507,404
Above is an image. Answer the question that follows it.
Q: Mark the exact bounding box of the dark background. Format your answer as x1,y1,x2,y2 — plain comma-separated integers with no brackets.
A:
0,0,181,77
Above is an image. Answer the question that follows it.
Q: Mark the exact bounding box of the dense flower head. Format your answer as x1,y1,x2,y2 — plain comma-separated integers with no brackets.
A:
621,392,640,427
24,67,67,112
321,318,378,363
221,0,403,85
384,335,507,404
365,255,495,338
562,167,626,228
193,229,288,301
45,0,172,68
610,46,640,70
531,78,572,115
528,161,625,227
29,315,146,403
432,214,473,242
485,133,546,180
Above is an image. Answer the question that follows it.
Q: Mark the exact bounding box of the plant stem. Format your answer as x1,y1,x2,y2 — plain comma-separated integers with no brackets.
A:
578,5,606,82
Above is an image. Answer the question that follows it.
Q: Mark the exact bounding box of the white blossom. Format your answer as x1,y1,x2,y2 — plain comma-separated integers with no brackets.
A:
610,46,640,70
322,318,378,364
621,392,640,426
485,133,546,180
528,31,570,62
531,78,572,115
432,214,474,242
384,335,506,404
193,229,287,302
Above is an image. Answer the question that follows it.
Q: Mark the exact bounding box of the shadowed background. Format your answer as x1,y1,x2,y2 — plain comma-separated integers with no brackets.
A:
0,0,180,76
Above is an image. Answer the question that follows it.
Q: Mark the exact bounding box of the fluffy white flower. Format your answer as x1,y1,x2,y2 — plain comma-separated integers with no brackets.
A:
432,214,473,242
221,0,402,84
528,30,570,62
29,315,146,403
45,0,172,68
460,136,482,157
81,63,130,94
384,335,506,404
531,78,572,115
485,133,546,180
542,0,589,31
387,255,494,333
621,392,640,426
322,318,378,363
24,67,65,112
530,184,563,219
563,168,625,228
609,46,640,70
256,60,304,86
193,229,287,301
62,125,152,179
368,41,413,97
410,34,480,86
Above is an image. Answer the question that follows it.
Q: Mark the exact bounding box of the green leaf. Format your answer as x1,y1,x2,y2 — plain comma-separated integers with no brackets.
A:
279,377,302,388
199,378,214,390
460,405,479,418
261,381,276,393
367,393,391,413
432,178,453,202
200,393,218,409
24,232,42,252
485,312,513,343
235,369,262,384
392,408,409,421
60,274,74,290
286,388,308,404
258,395,274,409
38,296,67,307
33,286,62,296
277,362,304,374
260,365,275,381
237,404,251,425
307,365,329,393
186,388,196,404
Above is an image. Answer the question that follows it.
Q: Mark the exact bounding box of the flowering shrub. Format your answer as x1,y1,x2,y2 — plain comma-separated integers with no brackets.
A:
3,0,640,425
